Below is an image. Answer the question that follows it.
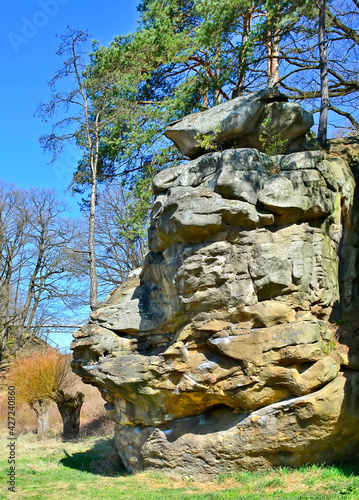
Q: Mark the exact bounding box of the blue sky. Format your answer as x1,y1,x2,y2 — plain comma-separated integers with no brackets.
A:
1,0,139,195
0,1,140,349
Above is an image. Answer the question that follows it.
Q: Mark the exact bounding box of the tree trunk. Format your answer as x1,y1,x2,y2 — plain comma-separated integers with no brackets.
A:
213,65,222,105
318,0,328,148
233,10,253,98
266,1,281,88
213,46,222,106
267,27,280,88
31,399,50,437
202,47,211,108
89,170,98,311
0,325,9,365
54,390,84,439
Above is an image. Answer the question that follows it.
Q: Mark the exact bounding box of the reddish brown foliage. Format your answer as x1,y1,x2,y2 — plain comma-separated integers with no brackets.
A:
9,348,75,407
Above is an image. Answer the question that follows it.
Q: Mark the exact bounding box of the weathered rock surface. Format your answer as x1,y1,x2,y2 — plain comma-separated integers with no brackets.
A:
114,372,359,478
72,92,359,479
165,88,313,159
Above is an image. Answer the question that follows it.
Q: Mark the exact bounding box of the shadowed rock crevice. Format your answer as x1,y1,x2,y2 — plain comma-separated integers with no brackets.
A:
72,89,359,479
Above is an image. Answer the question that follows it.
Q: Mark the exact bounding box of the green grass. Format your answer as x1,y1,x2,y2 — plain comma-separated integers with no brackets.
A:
1,435,359,499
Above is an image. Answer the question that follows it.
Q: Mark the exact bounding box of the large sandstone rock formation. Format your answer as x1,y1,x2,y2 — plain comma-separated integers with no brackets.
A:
72,89,359,479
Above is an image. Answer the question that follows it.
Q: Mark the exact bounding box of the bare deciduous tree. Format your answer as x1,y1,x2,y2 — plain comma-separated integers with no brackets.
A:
0,183,87,362
95,183,148,296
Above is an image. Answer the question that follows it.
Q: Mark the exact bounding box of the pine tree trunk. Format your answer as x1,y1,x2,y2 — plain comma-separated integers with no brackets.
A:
31,399,50,437
89,172,98,311
318,0,328,148
267,28,280,88
54,390,84,439
213,66,222,105
233,11,253,98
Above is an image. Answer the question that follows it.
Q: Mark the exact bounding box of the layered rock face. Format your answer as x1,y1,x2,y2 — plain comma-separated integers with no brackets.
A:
72,89,359,479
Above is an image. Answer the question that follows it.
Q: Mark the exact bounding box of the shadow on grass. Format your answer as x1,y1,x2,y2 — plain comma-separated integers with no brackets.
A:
285,462,359,481
60,437,128,477
332,463,359,478
80,414,115,437
59,435,359,482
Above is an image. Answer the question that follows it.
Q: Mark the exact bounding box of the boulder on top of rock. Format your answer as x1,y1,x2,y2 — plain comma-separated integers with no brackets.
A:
165,88,314,159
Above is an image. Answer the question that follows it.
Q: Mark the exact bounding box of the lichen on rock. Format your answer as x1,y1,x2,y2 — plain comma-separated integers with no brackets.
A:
71,88,359,479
